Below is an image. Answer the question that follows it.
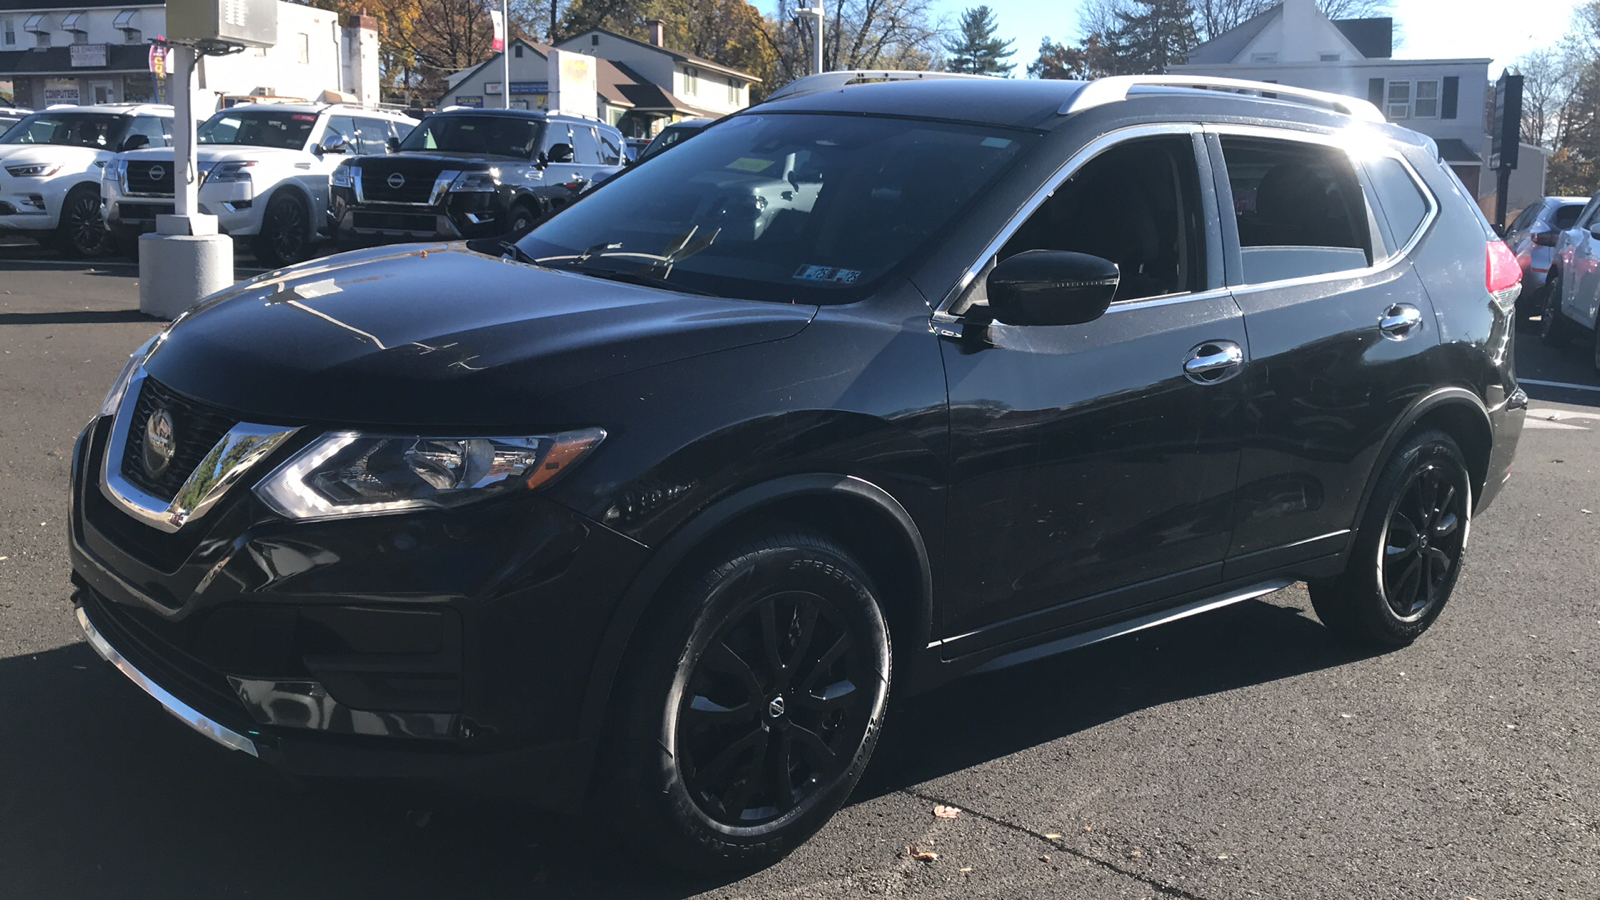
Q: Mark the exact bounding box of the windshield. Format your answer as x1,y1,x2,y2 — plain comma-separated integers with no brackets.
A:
0,112,125,148
516,113,1034,303
398,114,542,158
198,110,317,150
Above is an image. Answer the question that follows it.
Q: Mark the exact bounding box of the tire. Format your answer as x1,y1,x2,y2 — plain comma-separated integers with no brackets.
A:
1591,319,1600,375
1540,271,1577,346
1310,430,1472,649
505,200,540,238
600,528,892,874
56,185,110,258
253,192,312,268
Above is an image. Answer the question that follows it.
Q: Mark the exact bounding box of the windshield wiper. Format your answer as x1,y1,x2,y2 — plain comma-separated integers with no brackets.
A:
499,241,538,265
544,259,712,296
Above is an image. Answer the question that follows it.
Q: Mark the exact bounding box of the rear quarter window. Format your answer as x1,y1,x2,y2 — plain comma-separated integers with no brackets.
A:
1554,204,1584,230
1364,156,1432,253
1219,134,1373,283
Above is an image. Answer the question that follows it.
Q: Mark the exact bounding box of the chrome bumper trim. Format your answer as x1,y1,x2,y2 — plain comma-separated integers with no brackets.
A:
76,605,260,757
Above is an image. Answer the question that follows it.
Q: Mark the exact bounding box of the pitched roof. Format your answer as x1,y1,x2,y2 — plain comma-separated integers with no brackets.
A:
1185,4,1281,65
439,39,723,116
556,28,759,83
1333,18,1392,59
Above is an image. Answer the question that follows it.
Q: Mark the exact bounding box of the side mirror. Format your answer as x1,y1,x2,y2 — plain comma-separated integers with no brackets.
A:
386,136,400,153
546,143,574,164
120,134,150,152
986,250,1119,327
1589,224,1600,241
318,133,348,156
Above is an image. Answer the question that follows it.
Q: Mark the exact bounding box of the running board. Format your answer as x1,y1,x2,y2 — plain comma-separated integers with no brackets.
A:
968,579,1295,675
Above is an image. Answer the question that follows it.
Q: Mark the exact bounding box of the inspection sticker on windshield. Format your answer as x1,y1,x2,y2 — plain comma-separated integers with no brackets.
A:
727,157,775,173
794,265,861,284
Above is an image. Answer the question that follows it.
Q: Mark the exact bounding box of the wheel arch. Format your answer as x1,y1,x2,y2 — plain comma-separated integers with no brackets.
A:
260,182,317,239
1356,387,1493,524
576,473,934,743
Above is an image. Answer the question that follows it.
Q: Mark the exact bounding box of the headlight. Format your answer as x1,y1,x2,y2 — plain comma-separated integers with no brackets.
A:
449,169,500,193
5,163,61,177
103,158,127,182
100,335,160,417
331,163,353,188
206,161,256,184
254,428,605,521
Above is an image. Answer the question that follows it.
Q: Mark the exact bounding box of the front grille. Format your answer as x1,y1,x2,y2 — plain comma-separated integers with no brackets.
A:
359,161,443,204
79,586,249,723
125,161,175,196
120,377,237,502
353,211,438,233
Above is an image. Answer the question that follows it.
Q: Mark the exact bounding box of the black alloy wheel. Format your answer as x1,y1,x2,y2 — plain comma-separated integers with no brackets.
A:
58,186,109,257
1540,272,1575,346
677,590,874,828
1310,429,1471,648
1378,460,1466,621
255,194,310,268
601,529,890,873
506,202,539,238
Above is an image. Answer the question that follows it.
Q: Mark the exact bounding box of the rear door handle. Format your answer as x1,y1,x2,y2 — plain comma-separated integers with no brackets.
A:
1378,304,1423,339
1183,340,1244,384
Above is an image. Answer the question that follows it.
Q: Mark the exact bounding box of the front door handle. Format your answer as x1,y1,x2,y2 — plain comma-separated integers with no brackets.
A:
1378,304,1423,339
1183,340,1244,384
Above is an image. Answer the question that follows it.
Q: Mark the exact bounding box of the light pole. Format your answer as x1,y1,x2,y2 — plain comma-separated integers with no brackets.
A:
502,0,511,109
798,2,824,75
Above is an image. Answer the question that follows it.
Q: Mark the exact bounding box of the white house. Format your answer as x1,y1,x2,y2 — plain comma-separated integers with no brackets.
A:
1170,0,1527,202
0,1,380,109
439,27,758,138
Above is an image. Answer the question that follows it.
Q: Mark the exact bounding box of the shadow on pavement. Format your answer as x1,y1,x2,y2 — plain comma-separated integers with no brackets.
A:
0,595,1365,899
0,310,158,325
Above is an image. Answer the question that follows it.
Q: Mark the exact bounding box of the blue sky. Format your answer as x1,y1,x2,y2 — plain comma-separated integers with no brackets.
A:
928,0,1587,75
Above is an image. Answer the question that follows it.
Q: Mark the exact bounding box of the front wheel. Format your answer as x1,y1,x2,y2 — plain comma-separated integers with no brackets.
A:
56,185,110,257
504,200,541,238
601,529,891,873
1310,430,1471,649
252,193,312,268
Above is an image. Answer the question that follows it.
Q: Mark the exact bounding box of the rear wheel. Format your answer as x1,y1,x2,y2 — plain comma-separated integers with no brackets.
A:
253,193,312,268
1540,271,1577,346
1310,430,1471,649
601,528,891,874
56,185,110,257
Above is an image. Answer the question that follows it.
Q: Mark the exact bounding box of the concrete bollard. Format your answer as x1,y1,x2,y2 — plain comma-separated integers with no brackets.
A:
137,232,235,320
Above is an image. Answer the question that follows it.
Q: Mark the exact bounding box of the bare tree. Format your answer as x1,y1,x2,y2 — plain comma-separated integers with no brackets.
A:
758,0,946,86
1517,46,1581,147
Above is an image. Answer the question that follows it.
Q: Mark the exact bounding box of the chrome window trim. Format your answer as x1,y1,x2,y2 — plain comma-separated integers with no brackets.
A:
932,122,1203,329
99,369,298,534
1203,123,1440,297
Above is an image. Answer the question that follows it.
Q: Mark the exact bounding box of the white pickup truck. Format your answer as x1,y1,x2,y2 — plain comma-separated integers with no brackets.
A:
103,102,415,267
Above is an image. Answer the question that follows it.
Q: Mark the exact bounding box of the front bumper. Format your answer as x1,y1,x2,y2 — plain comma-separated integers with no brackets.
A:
69,397,649,805
106,182,258,237
0,189,57,230
331,185,510,244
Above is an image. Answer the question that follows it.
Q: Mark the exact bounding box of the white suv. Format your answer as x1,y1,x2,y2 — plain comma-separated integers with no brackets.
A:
103,103,415,267
0,104,174,256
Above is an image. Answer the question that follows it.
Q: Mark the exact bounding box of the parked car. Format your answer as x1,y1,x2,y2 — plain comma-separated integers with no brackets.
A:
0,105,29,136
1504,195,1586,320
328,107,625,246
0,104,173,256
102,102,416,267
71,73,1524,874
624,137,648,162
1539,191,1600,369
635,116,712,163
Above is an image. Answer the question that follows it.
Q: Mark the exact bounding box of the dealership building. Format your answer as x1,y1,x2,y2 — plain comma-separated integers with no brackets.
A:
0,0,379,109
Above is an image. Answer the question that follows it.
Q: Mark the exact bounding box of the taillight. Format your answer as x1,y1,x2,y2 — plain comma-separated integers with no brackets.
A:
1533,230,1558,247
1487,239,1522,313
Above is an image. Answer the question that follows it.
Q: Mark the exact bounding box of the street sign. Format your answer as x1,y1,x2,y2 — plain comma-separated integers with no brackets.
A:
1490,71,1523,172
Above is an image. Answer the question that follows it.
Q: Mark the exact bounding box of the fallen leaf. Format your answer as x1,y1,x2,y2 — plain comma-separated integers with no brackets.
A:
958,866,973,873
908,845,939,862
933,804,961,819
1044,833,1062,840
1129,849,1142,858
1218,854,1230,860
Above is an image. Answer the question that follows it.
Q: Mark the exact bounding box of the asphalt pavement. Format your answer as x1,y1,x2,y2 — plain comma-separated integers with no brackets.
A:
1,240,1597,899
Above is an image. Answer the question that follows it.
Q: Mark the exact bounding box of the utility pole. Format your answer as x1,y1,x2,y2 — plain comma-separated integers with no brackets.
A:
502,0,511,109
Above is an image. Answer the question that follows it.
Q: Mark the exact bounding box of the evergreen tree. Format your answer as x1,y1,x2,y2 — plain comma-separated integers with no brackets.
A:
1103,0,1198,74
943,6,1016,76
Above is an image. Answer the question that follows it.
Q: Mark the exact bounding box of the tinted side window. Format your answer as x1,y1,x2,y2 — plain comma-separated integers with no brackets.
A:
390,119,415,144
1364,156,1431,251
355,117,393,153
1578,194,1600,229
998,135,1206,303
541,123,572,154
1220,135,1372,284
570,125,601,164
1554,204,1584,230
324,115,358,150
598,129,622,165
126,115,168,149
1506,203,1540,235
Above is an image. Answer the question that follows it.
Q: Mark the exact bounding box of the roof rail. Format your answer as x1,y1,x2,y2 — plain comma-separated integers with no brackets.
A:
1062,75,1385,123
763,70,996,104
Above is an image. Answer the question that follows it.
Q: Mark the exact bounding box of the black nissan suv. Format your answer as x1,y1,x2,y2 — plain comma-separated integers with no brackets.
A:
71,73,1526,874
328,107,625,245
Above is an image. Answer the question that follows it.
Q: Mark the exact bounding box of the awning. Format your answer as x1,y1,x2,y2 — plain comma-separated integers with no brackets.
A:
113,10,139,29
24,14,50,32
60,12,86,31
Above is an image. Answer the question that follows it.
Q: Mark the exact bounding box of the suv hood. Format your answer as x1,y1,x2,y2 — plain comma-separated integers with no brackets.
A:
121,145,314,164
0,143,106,166
142,243,816,428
